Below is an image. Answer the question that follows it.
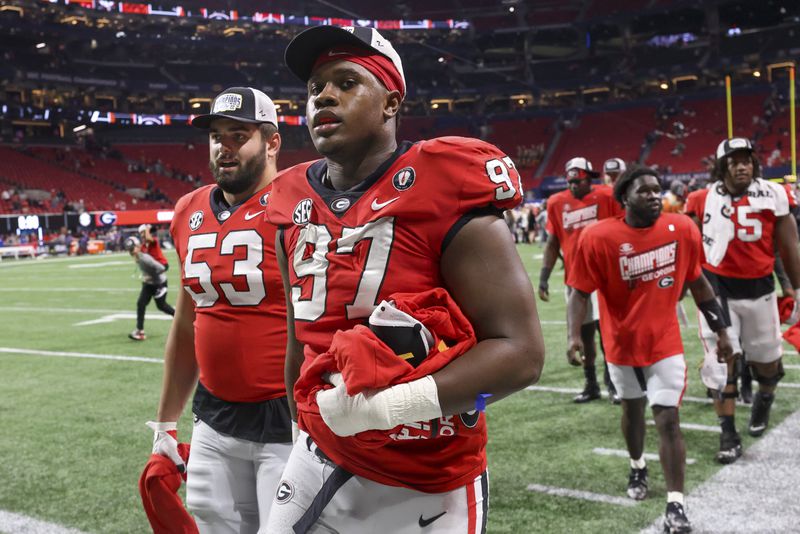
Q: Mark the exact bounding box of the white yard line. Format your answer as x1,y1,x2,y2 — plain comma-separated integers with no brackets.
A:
592,447,697,465
0,306,133,314
640,409,800,533
784,364,800,370
526,484,639,507
0,510,90,534
0,347,162,364
0,287,138,292
68,261,131,269
525,385,715,404
646,420,720,433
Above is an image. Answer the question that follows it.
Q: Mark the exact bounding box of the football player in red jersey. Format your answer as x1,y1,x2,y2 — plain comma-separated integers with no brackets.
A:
147,87,292,533
264,26,544,533
567,165,733,534
539,157,623,403
684,138,800,464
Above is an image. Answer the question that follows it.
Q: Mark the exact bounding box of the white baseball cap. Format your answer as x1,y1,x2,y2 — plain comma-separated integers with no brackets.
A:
603,157,627,174
716,137,753,159
565,156,600,178
284,25,406,97
191,87,278,130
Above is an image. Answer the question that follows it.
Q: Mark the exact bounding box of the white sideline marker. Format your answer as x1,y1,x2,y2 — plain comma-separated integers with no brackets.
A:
526,484,638,507
0,347,162,364
525,385,715,404
646,420,720,433
784,364,800,370
592,447,697,465
0,510,90,534
68,261,130,269
0,287,138,292
781,382,800,389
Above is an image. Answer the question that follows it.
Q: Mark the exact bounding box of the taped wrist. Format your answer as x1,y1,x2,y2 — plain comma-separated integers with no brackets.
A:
697,299,728,332
379,375,442,429
539,266,552,290
146,421,178,433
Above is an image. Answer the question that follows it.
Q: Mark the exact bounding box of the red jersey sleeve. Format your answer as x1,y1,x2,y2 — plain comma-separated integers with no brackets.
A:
545,196,557,235
264,163,316,229
566,226,600,294
683,189,706,218
683,216,703,281
418,137,523,214
785,184,798,208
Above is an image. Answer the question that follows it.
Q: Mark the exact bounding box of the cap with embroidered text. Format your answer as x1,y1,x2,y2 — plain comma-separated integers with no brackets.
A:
716,137,753,159
285,26,405,94
565,156,600,178
191,87,278,129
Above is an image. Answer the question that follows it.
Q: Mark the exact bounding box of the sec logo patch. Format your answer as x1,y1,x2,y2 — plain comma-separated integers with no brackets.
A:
293,199,312,225
189,210,204,231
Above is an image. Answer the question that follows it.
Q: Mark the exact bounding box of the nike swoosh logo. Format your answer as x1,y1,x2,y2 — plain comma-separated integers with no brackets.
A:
371,197,399,211
244,210,264,220
418,511,446,528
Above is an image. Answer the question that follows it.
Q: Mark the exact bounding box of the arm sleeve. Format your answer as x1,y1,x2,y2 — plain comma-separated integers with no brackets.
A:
566,230,599,294
685,218,703,281
139,253,166,277
683,190,701,217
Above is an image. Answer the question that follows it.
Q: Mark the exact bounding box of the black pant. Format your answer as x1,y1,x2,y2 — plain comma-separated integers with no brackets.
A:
136,282,175,330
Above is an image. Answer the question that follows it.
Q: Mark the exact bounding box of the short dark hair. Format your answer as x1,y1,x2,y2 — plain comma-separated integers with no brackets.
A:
258,122,278,141
613,164,661,205
711,151,761,182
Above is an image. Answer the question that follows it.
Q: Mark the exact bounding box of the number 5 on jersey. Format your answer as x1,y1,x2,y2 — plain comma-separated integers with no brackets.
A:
184,230,266,307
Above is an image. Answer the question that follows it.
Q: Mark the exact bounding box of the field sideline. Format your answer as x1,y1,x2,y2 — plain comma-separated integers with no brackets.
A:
0,246,798,533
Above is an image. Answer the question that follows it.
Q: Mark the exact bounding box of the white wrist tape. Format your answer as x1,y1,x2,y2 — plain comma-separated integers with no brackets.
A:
317,375,442,437
145,421,178,433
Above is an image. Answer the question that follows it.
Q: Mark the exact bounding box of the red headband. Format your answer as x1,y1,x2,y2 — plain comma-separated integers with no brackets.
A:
312,45,405,98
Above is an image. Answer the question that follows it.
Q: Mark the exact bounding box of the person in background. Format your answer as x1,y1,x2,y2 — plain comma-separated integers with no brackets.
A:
126,235,175,341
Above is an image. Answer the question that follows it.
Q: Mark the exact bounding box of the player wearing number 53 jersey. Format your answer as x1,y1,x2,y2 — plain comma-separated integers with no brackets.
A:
149,87,292,533
264,26,544,534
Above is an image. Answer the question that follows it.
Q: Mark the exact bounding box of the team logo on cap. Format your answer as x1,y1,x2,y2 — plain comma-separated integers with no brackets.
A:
392,167,416,191
275,481,294,504
213,93,243,113
189,210,204,231
293,199,313,225
330,197,351,213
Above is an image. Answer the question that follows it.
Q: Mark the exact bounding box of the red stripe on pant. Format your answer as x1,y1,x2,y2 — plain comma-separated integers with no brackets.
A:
467,477,477,534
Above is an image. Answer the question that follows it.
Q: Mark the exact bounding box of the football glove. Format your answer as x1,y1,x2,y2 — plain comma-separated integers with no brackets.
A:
316,373,442,437
788,294,800,325
146,421,185,474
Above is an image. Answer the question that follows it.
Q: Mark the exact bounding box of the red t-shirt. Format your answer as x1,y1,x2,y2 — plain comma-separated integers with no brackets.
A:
567,213,702,367
265,137,523,492
684,183,788,279
142,239,168,267
170,184,287,403
546,185,622,280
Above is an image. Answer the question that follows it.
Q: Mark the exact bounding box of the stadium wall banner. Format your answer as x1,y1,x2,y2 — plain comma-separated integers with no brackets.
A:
0,210,173,233
94,209,174,227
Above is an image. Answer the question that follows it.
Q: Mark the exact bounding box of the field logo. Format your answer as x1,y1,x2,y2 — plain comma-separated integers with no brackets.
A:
189,210,204,231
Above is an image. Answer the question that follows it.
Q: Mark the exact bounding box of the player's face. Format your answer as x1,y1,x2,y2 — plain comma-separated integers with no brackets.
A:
566,169,592,198
625,175,662,224
306,61,391,156
208,119,266,195
725,151,754,192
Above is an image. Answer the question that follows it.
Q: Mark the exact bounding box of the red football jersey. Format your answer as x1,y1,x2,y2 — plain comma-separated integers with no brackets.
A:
170,184,287,403
567,213,702,367
265,137,523,492
545,184,622,279
142,239,168,267
684,183,789,279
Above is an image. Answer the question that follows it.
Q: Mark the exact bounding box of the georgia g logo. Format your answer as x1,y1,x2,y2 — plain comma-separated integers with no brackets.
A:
293,199,313,225
658,276,675,288
275,480,294,504
392,167,416,191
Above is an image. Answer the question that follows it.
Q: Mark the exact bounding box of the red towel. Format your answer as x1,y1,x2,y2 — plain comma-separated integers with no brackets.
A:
138,442,198,534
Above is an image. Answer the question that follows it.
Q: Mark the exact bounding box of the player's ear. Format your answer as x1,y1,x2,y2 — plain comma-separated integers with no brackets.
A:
383,90,402,122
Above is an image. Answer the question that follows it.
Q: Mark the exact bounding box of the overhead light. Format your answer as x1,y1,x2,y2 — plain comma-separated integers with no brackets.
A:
659,82,669,90
517,98,525,104
191,102,201,109
753,70,761,78
36,42,46,49
438,56,445,63
509,6,515,12
73,125,87,132
431,103,439,109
